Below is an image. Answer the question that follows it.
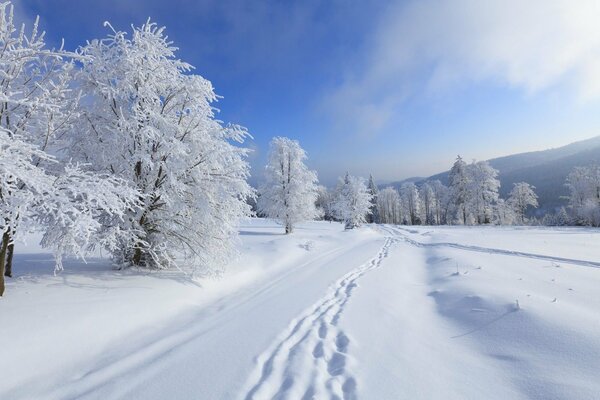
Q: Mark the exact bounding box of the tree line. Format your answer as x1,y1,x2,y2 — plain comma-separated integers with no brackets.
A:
256,138,600,236
316,156,539,227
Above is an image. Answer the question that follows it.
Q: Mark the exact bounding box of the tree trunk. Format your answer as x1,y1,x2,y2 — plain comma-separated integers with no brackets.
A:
285,223,292,234
131,212,147,266
132,245,144,266
0,232,9,296
5,241,14,277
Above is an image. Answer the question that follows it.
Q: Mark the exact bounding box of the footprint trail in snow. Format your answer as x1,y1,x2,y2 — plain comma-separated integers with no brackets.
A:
241,237,396,400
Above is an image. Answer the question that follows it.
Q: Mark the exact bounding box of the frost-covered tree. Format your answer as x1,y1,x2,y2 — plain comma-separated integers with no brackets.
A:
377,187,402,224
0,136,52,295
508,182,538,224
0,3,67,284
258,137,319,233
430,180,450,225
70,21,253,271
315,185,335,221
0,3,136,295
448,156,470,224
419,182,434,225
366,174,379,223
493,198,516,225
555,206,571,226
37,166,139,273
542,206,571,226
566,165,600,226
467,161,500,224
334,173,372,229
400,182,420,225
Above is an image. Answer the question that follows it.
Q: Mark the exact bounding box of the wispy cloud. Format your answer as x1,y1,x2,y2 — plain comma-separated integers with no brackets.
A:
322,0,600,137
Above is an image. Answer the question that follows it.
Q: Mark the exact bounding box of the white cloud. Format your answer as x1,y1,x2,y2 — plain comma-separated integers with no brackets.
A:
324,0,600,135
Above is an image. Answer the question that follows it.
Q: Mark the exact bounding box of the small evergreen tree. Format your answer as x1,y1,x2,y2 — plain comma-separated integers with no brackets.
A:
366,174,380,223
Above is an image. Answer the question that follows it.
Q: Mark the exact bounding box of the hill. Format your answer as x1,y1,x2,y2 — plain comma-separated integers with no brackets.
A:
385,136,600,213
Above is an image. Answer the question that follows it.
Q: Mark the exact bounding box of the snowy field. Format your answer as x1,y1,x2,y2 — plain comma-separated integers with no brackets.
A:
1,219,599,400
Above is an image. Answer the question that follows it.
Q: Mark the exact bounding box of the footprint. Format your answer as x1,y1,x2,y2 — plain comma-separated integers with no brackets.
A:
336,332,350,353
318,322,328,339
327,352,346,376
242,237,396,399
345,282,357,295
342,377,358,400
312,341,324,358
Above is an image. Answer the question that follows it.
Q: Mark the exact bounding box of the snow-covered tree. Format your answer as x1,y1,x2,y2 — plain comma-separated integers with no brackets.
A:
0,3,137,295
70,20,253,271
377,187,402,224
258,137,319,233
37,166,140,273
315,185,335,221
448,156,470,224
430,180,450,225
400,182,420,225
0,135,52,295
366,174,379,223
0,2,64,286
467,161,500,224
419,182,434,225
334,173,372,229
508,182,538,224
493,198,516,225
565,165,600,226
555,206,571,226
542,206,571,226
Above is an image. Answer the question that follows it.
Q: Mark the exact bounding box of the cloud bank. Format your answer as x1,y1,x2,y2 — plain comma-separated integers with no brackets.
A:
324,0,600,136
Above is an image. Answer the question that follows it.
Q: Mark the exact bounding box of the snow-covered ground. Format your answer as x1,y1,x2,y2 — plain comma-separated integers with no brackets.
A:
1,219,599,399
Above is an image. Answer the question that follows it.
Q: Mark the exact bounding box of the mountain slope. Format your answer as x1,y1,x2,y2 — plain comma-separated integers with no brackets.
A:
386,136,600,213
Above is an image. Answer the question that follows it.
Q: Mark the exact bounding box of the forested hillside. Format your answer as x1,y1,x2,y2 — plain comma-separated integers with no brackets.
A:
388,136,600,213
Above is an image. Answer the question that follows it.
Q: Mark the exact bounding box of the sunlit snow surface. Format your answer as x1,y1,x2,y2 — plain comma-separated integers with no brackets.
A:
1,219,599,399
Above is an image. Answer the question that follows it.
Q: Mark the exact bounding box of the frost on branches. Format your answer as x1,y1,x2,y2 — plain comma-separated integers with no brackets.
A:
508,182,538,224
400,182,420,225
334,173,372,230
71,21,253,272
258,137,319,234
448,156,470,225
0,2,135,296
566,166,600,226
467,161,500,224
377,187,402,224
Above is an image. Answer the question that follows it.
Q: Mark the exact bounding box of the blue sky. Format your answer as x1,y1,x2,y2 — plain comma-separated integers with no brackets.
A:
16,0,600,185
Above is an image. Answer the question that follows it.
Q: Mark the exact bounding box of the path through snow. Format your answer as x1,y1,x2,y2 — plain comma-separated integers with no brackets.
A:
2,220,600,400
242,237,395,400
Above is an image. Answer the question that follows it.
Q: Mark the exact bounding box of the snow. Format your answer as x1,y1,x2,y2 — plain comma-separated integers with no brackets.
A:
1,219,600,399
